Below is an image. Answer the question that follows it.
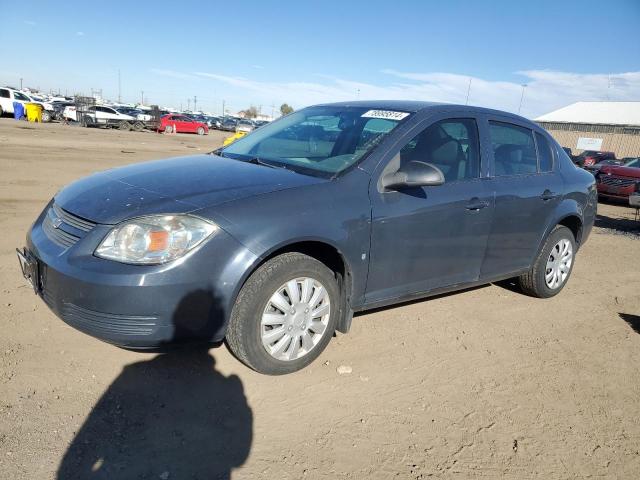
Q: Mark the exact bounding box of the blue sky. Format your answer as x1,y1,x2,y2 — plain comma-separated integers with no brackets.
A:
2,0,639,117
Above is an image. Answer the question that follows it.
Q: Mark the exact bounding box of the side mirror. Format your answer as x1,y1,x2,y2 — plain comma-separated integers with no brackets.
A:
382,161,445,190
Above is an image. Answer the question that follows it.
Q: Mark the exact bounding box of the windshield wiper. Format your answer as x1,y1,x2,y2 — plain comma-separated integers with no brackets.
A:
245,156,279,169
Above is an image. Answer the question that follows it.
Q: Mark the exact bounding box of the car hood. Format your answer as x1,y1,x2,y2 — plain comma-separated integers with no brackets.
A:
599,165,640,178
54,154,326,224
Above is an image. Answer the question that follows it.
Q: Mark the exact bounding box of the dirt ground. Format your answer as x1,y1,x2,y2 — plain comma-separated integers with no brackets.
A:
1,119,639,479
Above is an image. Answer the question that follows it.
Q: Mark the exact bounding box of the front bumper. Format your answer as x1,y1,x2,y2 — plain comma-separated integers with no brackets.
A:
24,204,258,348
596,183,635,199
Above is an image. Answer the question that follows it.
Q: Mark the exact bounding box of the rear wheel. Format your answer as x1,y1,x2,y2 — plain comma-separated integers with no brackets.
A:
518,225,576,298
41,110,52,122
164,125,173,134
226,253,339,375
119,121,131,131
197,126,205,135
82,115,94,127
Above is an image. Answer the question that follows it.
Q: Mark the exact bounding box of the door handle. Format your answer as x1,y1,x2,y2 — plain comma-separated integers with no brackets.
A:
465,198,490,210
540,189,559,201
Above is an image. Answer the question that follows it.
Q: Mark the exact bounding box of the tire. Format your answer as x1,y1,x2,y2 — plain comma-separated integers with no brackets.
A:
82,115,94,127
0,106,4,117
119,121,131,131
518,225,576,298
197,126,205,135
164,125,173,134
41,110,51,122
226,253,339,375
133,121,145,132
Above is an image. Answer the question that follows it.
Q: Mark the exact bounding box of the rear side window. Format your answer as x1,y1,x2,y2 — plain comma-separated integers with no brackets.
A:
489,121,537,176
0,89,9,98
535,132,554,172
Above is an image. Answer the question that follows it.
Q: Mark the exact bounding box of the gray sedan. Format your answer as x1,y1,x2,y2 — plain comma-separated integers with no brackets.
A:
18,101,597,374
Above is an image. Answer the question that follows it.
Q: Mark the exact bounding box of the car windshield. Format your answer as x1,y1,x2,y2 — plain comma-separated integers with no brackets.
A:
625,158,639,168
220,106,410,177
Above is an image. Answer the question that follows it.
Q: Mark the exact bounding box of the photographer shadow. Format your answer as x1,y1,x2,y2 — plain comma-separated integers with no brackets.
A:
57,290,252,480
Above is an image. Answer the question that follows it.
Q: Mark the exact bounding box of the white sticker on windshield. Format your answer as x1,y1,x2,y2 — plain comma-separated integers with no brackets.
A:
361,110,410,121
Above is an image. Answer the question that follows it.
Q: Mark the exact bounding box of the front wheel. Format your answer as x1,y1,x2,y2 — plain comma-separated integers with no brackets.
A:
226,253,339,375
518,225,576,298
164,125,173,134
197,126,205,135
41,110,52,122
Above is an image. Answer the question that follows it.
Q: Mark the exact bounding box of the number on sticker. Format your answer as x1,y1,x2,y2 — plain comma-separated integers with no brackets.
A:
361,110,410,121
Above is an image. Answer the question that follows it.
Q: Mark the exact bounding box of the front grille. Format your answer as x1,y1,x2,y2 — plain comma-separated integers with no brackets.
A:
61,303,158,336
51,203,96,232
599,175,637,188
42,203,96,249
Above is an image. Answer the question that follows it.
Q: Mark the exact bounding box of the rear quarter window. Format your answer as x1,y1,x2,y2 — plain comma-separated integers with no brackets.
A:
535,132,554,172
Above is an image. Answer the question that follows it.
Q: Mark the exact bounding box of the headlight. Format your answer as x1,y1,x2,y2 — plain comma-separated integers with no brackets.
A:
95,215,218,265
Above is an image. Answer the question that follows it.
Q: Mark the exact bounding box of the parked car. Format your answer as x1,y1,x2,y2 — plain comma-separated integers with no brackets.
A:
0,86,55,121
17,101,596,375
205,116,222,129
220,117,238,131
584,158,626,174
79,106,135,126
561,147,573,160
159,114,208,135
574,150,616,168
595,157,640,200
115,107,152,122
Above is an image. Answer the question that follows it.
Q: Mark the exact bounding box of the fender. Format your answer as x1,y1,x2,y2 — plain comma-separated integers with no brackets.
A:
229,235,358,334
535,197,584,255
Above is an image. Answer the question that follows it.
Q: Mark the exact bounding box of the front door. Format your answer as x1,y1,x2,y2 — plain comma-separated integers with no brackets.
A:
366,117,494,304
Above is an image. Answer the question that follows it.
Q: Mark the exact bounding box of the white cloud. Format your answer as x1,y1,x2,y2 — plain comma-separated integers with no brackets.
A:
76,31,84,36
154,68,640,117
24,20,36,26
151,68,197,80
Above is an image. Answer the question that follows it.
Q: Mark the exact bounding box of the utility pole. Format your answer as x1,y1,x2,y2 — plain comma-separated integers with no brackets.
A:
222,99,225,117
193,96,197,113
20,78,23,90
187,98,191,111
465,77,472,105
118,69,121,103
141,90,144,105
518,84,527,114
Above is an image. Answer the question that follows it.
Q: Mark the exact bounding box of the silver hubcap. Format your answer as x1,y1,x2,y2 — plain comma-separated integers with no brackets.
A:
261,277,330,361
545,239,573,289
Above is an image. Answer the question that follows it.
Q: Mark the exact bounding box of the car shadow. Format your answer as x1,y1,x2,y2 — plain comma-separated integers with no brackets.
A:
619,313,640,334
594,212,640,237
57,290,252,480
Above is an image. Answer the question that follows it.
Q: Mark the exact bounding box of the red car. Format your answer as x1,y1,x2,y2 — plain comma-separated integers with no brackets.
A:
159,114,208,135
576,150,616,167
596,157,640,200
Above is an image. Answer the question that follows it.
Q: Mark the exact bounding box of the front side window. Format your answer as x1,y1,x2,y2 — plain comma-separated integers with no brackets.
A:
535,132,554,172
222,106,410,177
398,118,480,182
14,92,30,101
489,121,537,176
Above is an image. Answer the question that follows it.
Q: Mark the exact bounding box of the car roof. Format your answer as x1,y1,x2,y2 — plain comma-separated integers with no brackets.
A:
314,100,536,125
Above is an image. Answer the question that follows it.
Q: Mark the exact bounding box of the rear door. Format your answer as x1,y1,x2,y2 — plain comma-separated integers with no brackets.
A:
478,116,563,278
366,115,494,303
